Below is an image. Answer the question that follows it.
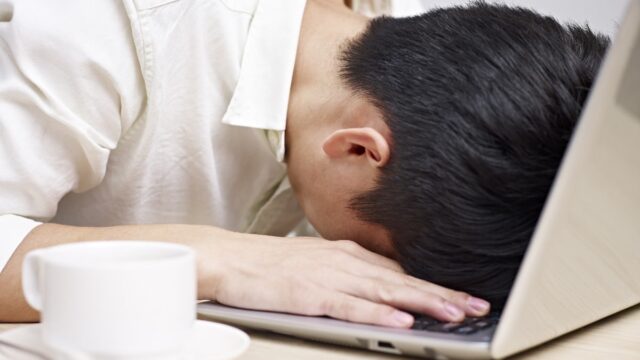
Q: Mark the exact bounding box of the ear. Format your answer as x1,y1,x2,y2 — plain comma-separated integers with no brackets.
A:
322,127,390,167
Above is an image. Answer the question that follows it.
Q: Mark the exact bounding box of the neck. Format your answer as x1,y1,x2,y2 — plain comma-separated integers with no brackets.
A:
286,0,369,150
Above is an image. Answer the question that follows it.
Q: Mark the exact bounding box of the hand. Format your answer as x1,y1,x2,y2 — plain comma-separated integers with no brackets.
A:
198,236,491,328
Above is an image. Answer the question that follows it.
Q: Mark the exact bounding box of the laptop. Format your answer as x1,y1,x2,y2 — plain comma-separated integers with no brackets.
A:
198,1,640,358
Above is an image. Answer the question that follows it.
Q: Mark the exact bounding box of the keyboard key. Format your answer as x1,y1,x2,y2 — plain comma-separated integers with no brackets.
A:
474,320,493,329
426,322,464,333
412,317,440,330
454,326,478,335
411,314,499,335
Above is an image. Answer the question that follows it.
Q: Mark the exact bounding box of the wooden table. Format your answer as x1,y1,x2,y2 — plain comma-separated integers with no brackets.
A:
2,305,639,359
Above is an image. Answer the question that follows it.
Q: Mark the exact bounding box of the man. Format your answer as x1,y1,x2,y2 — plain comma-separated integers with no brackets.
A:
0,0,608,326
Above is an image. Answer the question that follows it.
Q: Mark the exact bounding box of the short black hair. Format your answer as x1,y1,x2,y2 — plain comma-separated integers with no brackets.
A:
342,2,609,309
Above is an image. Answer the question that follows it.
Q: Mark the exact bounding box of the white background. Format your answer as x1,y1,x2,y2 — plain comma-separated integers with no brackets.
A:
391,0,629,37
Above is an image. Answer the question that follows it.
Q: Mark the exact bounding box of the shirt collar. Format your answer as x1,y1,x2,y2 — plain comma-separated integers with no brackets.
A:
222,0,307,162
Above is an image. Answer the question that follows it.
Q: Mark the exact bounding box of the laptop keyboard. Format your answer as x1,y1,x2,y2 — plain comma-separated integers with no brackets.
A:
411,314,499,335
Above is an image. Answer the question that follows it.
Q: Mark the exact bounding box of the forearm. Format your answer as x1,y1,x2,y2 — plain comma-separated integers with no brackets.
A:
0,222,490,327
0,222,254,322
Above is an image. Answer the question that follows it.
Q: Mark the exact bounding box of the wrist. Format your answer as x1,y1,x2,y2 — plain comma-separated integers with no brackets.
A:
188,226,258,301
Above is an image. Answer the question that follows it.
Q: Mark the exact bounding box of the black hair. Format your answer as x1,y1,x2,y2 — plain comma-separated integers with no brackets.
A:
342,2,610,308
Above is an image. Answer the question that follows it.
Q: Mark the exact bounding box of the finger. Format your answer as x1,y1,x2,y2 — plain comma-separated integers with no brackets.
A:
335,276,465,322
319,293,414,328
333,240,404,272
396,274,490,317
341,260,490,317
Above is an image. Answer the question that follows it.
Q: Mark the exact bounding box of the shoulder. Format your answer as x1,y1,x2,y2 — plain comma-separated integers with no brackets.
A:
3,0,144,132
6,1,133,66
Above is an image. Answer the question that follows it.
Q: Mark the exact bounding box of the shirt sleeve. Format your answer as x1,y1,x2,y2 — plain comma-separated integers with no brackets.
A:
0,0,145,271
0,215,41,272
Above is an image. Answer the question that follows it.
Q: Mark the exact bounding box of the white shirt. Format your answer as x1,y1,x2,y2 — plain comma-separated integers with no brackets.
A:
0,0,308,271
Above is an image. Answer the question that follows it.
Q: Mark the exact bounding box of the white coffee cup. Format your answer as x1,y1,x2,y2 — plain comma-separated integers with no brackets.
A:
22,241,196,358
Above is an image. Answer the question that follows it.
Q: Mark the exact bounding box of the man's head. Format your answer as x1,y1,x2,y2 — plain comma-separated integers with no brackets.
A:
286,1,609,308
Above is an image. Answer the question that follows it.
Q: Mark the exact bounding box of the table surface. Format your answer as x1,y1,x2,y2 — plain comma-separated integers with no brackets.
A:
2,305,639,359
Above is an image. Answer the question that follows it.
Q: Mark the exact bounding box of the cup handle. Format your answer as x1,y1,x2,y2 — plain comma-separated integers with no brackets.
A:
22,250,44,311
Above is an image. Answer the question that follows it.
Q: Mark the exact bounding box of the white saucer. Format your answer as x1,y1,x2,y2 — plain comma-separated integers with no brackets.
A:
0,320,250,360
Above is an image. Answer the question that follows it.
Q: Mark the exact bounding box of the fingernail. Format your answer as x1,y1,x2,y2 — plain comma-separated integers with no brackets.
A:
444,302,464,320
468,297,490,314
391,310,414,327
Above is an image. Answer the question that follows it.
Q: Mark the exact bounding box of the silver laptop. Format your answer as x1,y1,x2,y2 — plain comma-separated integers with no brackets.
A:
198,1,640,358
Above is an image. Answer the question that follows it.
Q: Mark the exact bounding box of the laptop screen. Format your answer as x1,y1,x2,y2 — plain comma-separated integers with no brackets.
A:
617,25,640,118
